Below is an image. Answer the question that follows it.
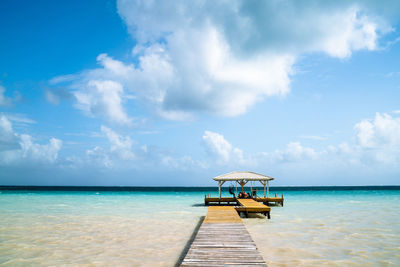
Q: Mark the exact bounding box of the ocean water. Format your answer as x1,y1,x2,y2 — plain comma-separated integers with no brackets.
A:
0,187,399,266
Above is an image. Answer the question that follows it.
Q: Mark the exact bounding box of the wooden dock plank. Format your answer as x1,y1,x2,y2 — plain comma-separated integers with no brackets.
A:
237,199,270,211
205,196,283,206
236,199,271,219
181,207,267,267
203,206,242,223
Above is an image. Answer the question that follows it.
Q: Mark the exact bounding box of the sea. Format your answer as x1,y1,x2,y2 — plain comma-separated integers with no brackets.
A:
0,186,399,266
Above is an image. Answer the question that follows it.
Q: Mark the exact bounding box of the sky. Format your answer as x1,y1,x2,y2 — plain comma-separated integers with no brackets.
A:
0,0,400,186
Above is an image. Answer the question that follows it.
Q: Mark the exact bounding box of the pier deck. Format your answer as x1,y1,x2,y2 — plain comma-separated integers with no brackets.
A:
236,199,271,219
181,206,267,267
205,196,283,206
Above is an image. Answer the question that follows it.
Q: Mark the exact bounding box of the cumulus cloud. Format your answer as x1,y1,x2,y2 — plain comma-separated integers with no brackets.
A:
201,112,400,171
201,131,320,167
86,125,205,169
355,113,400,148
86,125,135,167
272,142,319,162
352,113,400,164
50,0,396,121
0,115,62,165
202,130,244,164
0,115,20,151
122,1,389,55
101,125,135,160
19,135,62,163
73,80,131,124
270,114,400,167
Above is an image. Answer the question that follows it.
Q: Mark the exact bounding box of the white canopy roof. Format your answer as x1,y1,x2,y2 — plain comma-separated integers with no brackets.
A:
213,171,274,182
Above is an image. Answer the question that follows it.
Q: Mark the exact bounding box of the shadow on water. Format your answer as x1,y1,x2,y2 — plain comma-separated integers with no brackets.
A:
191,203,205,207
175,216,205,267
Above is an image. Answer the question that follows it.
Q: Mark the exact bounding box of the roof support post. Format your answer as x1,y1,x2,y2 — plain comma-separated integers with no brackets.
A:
218,181,225,198
264,182,266,198
267,180,269,198
238,180,247,193
259,180,267,198
235,181,237,195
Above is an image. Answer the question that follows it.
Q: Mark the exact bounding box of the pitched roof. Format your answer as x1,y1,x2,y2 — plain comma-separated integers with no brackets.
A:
213,171,274,181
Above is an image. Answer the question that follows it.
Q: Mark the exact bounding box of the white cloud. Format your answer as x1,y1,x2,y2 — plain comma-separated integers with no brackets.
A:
86,126,135,167
354,113,400,148
5,113,36,125
101,125,135,160
19,135,62,163
200,112,400,173
117,1,389,57
0,115,62,165
314,114,399,167
85,125,207,170
351,113,400,165
201,131,319,166
313,6,379,58
51,0,395,121
0,115,20,151
273,142,319,162
265,113,400,168
73,80,131,124
202,130,244,164
0,85,12,107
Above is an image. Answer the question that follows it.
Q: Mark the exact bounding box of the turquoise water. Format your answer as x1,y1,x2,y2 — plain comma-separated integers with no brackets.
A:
1,187,399,266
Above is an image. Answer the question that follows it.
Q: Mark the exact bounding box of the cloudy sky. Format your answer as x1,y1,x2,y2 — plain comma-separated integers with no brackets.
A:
1,0,400,186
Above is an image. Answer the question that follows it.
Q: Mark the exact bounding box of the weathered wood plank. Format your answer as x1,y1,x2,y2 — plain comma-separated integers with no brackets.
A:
205,196,283,207
181,206,267,267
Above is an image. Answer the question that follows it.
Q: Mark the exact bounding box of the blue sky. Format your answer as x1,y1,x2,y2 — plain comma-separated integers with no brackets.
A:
0,0,400,186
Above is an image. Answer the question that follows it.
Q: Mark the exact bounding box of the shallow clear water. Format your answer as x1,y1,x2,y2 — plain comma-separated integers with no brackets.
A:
0,188,399,266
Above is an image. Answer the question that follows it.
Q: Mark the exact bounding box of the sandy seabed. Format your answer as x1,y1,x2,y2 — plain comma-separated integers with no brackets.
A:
0,190,399,266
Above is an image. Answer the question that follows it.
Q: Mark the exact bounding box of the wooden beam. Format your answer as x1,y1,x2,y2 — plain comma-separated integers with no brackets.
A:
181,206,267,266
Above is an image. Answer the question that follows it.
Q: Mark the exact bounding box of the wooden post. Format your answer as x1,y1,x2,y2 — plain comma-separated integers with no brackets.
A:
263,182,266,198
218,181,225,198
235,181,237,195
238,180,247,193
267,180,269,198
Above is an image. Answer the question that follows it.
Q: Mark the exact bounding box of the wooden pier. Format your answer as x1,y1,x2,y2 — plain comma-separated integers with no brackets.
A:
205,195,284,206
181,206,267,267
236,199,271,219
